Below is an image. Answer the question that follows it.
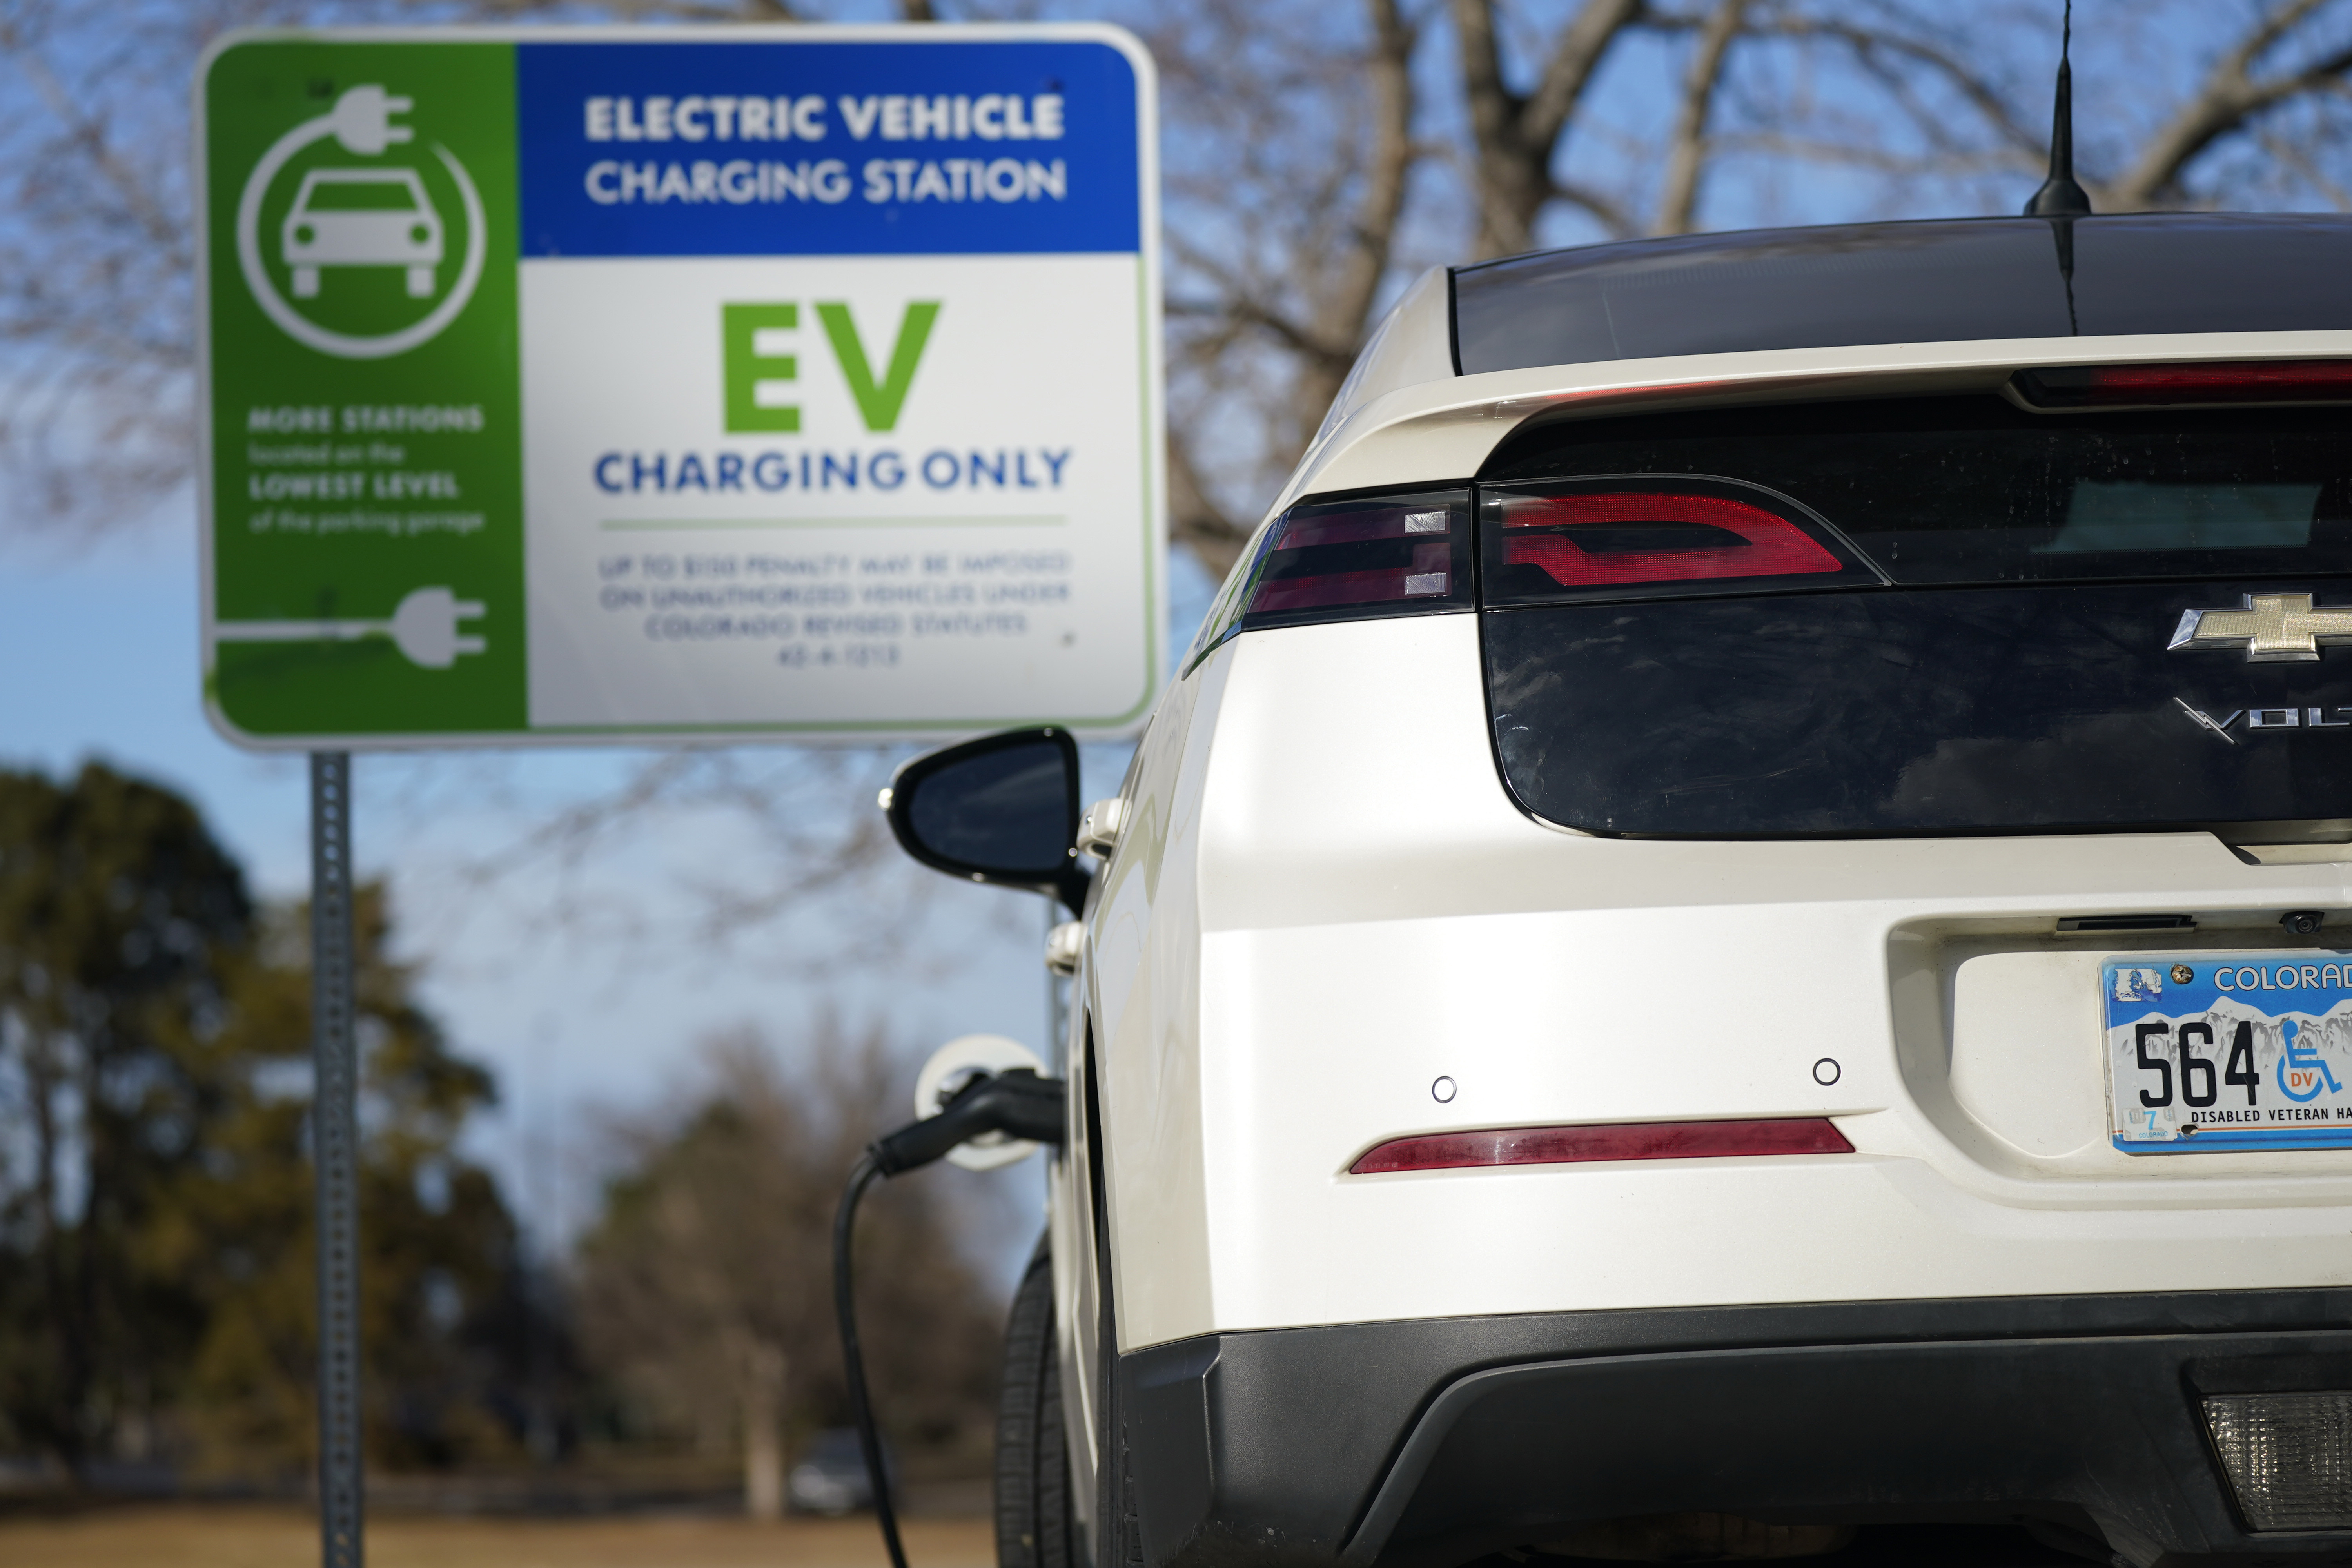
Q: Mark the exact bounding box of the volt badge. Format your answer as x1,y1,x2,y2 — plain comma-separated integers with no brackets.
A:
2169,593,2352,662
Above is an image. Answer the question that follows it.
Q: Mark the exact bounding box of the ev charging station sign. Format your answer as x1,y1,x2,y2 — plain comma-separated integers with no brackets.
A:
197,27,1163,746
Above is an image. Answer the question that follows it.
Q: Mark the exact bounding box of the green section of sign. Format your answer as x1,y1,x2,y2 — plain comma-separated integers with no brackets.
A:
204,39,524,739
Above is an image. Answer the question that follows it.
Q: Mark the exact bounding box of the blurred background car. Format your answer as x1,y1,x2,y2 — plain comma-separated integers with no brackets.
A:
787,1428,886,1516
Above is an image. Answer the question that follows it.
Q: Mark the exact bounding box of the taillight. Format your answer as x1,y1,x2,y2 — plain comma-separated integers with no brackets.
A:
1349,1117,1853,1175
1481,478,1873,607
2015,361,2352,408
1187,487,1471,667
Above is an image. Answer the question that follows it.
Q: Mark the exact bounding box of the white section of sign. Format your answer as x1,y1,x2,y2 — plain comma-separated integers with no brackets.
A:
518,254,1156,733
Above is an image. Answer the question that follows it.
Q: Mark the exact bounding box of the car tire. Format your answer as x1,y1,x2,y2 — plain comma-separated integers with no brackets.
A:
997,1238,1079,1568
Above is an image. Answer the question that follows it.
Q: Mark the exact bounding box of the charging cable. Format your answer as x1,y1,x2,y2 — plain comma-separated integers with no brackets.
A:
833,1067,1066,1568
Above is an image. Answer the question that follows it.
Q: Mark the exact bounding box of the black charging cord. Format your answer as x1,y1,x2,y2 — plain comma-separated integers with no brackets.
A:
832,1069,1067,1568
833,1151,905,1568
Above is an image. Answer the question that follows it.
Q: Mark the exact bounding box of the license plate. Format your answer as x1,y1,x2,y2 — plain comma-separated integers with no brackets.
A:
2105,955,2352,1153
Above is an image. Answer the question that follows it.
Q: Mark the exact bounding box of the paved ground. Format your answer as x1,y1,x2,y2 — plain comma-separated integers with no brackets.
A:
0,1505,995,1568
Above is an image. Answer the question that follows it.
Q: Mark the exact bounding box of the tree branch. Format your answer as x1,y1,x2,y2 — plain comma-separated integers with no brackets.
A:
1654,0,1748,234
0,31,181,251
1520,0,1650,158
1760,11,2047,163
1166,430,1251,579
1286,0,1422,447
1163,232,1354,369
1451,0,1644,258
2107,0,2352,209
1552,176,1642,239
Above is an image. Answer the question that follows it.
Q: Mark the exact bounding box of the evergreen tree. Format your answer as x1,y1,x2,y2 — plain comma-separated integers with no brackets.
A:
0,763,537,1481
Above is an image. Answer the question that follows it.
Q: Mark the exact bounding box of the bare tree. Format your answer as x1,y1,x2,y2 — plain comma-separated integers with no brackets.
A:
399,748,901,953
16,1,2352,555
2091,0,2352,209
1160,0,2352,573
0,0,230,540
1655,0,1750,236
1149,0,1428,571
1453,0,1647,257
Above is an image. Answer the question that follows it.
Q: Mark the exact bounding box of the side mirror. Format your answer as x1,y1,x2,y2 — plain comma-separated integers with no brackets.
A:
880,727,1091,913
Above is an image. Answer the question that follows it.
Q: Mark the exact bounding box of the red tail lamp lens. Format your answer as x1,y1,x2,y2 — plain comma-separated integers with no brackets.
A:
1250,538,1455,614
1185,488,1475,670
1348,1117,1854,1175
2016,361,2352,407
1496,491,1843,588
1238,492,1472,624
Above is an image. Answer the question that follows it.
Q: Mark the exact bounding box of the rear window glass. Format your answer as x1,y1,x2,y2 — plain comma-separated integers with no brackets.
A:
1481,397,2352,589
1479,396,2352,838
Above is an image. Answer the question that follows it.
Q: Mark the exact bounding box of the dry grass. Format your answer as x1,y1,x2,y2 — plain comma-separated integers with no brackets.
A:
0,1504,995,1568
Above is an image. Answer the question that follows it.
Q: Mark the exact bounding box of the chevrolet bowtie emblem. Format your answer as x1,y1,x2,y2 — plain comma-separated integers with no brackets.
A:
2169,594,2352,662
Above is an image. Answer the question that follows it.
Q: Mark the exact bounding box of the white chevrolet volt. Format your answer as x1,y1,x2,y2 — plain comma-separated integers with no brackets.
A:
884,212,2352,1568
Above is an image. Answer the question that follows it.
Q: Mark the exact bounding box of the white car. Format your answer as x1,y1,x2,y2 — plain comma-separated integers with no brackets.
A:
789,1427,884,1515
887,212,2352,1568
281,167,443,299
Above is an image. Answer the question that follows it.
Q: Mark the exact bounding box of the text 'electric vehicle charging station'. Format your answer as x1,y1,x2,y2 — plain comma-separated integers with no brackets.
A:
197,26,1164,751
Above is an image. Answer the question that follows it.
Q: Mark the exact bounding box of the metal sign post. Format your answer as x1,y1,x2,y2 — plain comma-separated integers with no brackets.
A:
309,753,363,1568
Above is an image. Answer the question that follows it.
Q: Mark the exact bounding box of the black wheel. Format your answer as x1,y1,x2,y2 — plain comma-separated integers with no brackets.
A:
998,1238,1079,1568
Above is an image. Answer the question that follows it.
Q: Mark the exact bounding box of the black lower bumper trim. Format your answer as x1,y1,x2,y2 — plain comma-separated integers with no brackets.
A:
1114,1288,2352,1568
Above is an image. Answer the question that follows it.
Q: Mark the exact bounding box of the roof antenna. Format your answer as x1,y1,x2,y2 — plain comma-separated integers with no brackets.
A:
2024,0,2092,218
2025,0,2089,334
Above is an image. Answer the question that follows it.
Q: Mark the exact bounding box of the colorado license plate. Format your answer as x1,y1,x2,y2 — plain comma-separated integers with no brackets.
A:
2105,955,2352,1153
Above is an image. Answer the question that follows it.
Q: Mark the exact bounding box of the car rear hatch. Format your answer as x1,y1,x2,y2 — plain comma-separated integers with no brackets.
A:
1477,373,2352,1173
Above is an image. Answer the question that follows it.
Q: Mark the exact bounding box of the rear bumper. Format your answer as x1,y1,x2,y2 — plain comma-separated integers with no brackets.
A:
1117,1289,2352,1568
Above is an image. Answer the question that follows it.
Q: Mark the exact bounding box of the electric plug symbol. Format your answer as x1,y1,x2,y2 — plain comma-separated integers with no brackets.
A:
328,85,414,156
213,586,486,670
386,587,485,667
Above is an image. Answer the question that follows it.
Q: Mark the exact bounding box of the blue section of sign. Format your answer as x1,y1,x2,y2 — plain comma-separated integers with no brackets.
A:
516,38,1140,257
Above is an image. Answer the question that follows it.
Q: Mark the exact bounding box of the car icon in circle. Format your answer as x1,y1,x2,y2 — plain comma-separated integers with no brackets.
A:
882,212,2352,1568
281,168,443,300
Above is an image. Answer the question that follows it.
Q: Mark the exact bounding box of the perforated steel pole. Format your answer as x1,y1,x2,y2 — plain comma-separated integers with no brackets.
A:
310,752,363,1568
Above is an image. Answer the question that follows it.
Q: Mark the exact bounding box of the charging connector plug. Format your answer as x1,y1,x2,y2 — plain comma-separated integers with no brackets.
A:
835,1067,1066,1568
870,1067,1065,1174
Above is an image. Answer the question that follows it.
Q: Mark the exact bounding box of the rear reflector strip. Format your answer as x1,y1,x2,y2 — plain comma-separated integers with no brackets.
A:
2016,361,2352,407
1348,1117,1854,1175
2205,1392,2352,1530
